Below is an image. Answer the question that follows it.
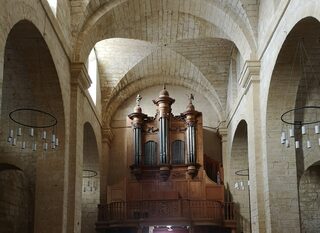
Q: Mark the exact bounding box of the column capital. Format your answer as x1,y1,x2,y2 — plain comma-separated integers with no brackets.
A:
102,128,114,146
218,127,228,142
70,63,92,92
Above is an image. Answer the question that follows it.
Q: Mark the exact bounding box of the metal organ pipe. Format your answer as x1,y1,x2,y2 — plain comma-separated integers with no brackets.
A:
159,117,168,164
133,126,142,165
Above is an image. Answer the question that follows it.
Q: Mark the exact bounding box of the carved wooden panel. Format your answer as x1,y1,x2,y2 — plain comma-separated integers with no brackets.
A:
175,181,188,198
127,182,141,201
205,185,224,202
189,181,202,200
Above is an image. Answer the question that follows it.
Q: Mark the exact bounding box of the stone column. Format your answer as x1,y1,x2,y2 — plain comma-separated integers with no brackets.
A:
66,63,92,233
217,127,228,193
239,61,266,233
101,128,114,203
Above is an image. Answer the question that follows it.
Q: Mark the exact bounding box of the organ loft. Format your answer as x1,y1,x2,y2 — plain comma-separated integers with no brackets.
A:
96,88,236,233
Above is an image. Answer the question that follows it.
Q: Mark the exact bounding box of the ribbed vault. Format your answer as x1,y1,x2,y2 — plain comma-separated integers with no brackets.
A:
71,0,258,53
103,74,223,128
102,45,225,127
73,0,255,62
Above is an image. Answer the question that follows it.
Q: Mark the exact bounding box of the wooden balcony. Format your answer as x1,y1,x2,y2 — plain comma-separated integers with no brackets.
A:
96,200,236,230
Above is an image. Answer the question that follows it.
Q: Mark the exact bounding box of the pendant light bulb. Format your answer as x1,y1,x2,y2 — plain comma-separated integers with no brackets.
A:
295,141,300,149
286,139,290,148
289,128,294,137
302,125,306,135
17,128,22,136
22,141,26,149
315,125,320,134
12,138,17,146
281,132,286,144
42,131,47,140
307,140,311,148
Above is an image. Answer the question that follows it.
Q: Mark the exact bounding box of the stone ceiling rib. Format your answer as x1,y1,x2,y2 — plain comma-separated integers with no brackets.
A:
73,0,255,62
101,45,225,126
103,75,223,128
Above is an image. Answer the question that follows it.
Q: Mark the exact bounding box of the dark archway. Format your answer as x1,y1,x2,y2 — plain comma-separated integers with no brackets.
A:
1,20,65,233
82,122,100,233
230,120,250,233
266,17,320,232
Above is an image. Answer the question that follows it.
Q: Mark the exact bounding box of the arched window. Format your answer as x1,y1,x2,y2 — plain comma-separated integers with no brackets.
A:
172,140,185,164
144,141,157,165
47,0,57,16
88,48,97,105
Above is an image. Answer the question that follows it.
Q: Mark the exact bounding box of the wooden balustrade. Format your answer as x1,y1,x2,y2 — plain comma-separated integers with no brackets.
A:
97,200,236,228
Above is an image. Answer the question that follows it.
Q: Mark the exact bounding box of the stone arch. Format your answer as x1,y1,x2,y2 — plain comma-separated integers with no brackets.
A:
1,20,66,233
229,120,250,233
81,122,100,233
103,75,222,128
0,1,70,114
265,16,320,233
80,0,257,35
102,46,224,127
73,0,255,62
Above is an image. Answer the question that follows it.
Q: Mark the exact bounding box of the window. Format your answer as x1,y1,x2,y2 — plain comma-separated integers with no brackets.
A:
47,0,57,16
88,48,97,105
172,140,185,164
144,141,157,165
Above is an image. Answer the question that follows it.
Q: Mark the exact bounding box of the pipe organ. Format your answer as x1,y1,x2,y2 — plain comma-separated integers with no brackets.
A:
97,88,236,233
128,88,201,178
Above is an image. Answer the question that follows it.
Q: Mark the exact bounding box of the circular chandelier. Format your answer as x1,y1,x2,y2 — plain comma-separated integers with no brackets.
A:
82,169,98,192
234,169,249,190
280,40,320,149
7,108,59,151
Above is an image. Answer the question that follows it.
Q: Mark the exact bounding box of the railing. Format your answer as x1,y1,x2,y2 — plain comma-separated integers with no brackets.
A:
224,202,235,221
98,200,235,226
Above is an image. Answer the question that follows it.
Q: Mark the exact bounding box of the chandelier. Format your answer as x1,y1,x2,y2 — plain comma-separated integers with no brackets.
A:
7,108,59,151
234,168,249,190
280,40,320,149
82,169,98,192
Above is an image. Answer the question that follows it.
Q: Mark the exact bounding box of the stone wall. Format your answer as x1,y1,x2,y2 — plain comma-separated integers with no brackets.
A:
0,167,33,233
299,165,320,233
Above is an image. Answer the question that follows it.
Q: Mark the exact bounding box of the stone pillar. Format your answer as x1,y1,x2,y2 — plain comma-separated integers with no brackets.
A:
101,128,113,203
218,127,228,195
66,63,92,233
240,61,266,233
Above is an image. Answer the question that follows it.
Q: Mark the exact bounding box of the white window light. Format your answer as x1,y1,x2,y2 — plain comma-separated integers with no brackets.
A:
47,0,57,16
88,48,97,105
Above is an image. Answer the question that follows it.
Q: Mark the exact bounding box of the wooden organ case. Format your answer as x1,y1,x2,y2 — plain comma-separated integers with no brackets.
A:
96,88,236,233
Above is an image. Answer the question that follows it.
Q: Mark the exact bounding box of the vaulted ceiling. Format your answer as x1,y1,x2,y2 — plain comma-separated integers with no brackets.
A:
68,0,261,126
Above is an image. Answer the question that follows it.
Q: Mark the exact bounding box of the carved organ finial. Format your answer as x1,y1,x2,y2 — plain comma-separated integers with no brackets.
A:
136,94,142,106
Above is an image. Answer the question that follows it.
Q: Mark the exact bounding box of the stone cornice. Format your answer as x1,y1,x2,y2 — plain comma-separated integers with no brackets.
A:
70,63,92,92
238,60,261,89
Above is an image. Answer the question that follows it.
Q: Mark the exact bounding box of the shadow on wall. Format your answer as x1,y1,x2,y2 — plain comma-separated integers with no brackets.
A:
0,163,33,233
203,129,222,162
